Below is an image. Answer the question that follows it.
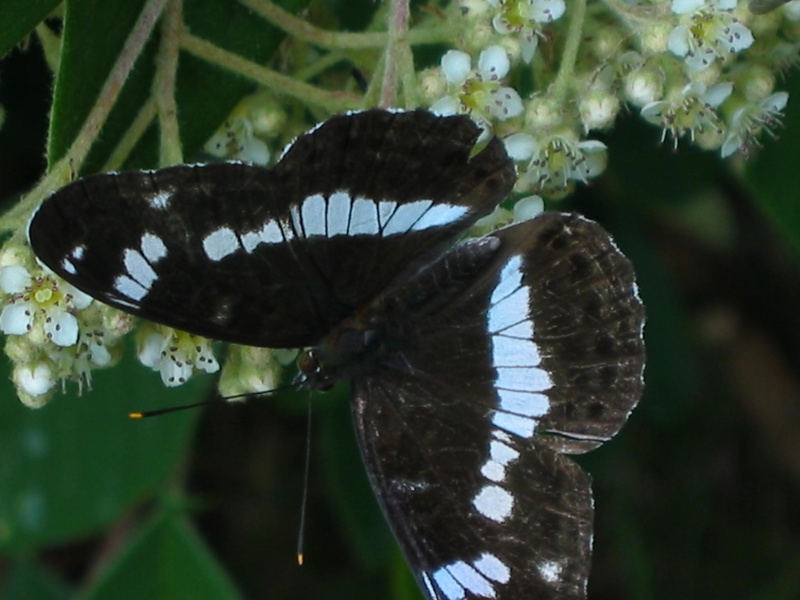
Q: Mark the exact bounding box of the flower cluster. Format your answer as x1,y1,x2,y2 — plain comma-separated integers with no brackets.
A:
0,243,132,407
418,0,794,198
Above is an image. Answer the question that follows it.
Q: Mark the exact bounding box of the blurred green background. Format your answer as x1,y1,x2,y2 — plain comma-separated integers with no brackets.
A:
2,1,800,599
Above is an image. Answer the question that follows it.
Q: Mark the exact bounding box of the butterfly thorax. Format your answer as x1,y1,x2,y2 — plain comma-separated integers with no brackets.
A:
297,235,503,391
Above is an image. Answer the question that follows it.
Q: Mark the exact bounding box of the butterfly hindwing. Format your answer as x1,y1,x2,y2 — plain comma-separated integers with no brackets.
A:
28,110,515,348
351,212,644,599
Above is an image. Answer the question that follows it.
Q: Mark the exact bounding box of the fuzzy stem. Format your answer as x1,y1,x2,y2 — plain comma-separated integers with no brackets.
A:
551,0,587,102
180,32,360,112
380,0,410,107
239,0,448,48
154,0,183,166
102,99,158,171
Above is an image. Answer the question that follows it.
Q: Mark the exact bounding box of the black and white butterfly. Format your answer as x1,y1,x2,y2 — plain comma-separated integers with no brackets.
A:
28,109,645,600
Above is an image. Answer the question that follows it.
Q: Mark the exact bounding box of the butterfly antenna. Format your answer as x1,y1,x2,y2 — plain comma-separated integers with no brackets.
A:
129,381,303,419
296,390,313,566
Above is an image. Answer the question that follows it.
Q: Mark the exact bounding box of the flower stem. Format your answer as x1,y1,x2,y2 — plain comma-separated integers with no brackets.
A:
154,0,183,166
552,0,587,102
240,0,448,48
180,33,360,112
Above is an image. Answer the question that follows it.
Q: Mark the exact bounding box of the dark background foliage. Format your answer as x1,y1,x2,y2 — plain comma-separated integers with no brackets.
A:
2,1,800,599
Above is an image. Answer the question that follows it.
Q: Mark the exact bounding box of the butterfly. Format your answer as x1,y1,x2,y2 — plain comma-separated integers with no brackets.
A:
28,109,645,600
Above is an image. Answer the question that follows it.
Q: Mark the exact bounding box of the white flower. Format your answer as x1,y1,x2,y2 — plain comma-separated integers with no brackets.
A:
205,117,270,165
488,0,566,62
430,46,524,130
513,196,544,221
14,362,56,399
0,264,91,347
668,0,754,72
721,91,789,157
505,131,608,194
219,346,283,398
641,81,733,147
138,325,219,387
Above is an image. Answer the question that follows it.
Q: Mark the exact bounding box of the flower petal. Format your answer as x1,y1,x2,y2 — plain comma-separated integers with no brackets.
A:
0,265,31,294
478,45,510,80
503,133,538,160
441,50,472,85
667,25,691,57
430,96,461,116
0,302,34,335
45,310,79,347
672,0,704,14
16,363,56,397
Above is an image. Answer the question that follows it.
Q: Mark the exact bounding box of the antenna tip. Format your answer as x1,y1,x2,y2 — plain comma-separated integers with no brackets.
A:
297,553,304,566
128,412,144,419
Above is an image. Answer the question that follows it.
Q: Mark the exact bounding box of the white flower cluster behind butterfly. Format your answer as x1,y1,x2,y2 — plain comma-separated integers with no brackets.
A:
416,0,793,200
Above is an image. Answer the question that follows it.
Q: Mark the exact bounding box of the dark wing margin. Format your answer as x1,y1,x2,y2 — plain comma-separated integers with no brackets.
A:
27,110,515,348
351,212,644,599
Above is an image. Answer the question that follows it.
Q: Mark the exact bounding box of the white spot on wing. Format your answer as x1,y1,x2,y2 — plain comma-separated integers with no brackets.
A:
327,191,351,236
432,567,466,600
377,200,397,228
349,197,379,235
70,245,86,260
481,460,505,482
140,233,167,263
490,439,520,464
301,193,326,237
148,191,171,210
492,411,537,438
488,287,528,333
202,227,240,261
113,274,148,301
498,320,534,339
491,256,523,303
123,249,157,289
498,389,549,417
496,366,551,392
473,552,510,584
410,203,468,231
492,335,541,367
446,561,494,597
382,199,432,235
538,560,563,584
242,219,282,252
473,485,514,522
61,259,77,275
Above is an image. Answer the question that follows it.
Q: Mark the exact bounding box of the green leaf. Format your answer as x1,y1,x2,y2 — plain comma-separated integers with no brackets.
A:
80,512,242,600
0,559,72,600
0,351,207,552
0,0,61,59
48,0,310,174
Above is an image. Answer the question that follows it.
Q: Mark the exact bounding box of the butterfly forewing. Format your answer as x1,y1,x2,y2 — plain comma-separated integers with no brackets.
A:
28,110,515,348
351,212,644,599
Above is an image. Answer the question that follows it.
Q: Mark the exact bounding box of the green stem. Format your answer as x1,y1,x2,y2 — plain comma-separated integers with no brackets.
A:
103,100,158,171
154,0,183,166
551,0,587,102
239,0,449,49
380,0,410,107
180,33,361,112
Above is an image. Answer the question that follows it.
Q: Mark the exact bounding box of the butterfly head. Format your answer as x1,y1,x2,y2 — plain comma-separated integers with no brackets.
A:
296,350,335,391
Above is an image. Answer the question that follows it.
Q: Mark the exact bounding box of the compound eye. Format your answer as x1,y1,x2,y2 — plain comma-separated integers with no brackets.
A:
297,351,319,375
